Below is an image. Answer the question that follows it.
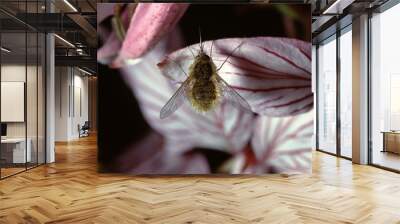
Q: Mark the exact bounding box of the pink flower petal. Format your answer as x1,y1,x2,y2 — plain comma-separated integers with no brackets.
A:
113,131,210,174
128,139,211,174
97,33,122,65
158,37,312,117
117,3,189,62
121,37,255,158
250,111,314,173
97,5,132,65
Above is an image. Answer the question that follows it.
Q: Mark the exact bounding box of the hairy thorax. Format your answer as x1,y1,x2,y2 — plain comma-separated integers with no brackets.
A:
188,53,220,112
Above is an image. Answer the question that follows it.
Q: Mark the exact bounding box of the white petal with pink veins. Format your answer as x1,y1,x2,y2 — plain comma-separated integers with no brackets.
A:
121,38,255,155
251,110,314,173
158,37,312,117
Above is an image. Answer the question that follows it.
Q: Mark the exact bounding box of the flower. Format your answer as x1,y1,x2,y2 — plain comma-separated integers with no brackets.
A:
98,3,314,174
98,3,188,67
158,37,312,117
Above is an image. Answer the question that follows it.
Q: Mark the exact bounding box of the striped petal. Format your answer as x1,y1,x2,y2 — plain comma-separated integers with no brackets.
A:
121,38,255,157
158,37,312,117
249,110,314,173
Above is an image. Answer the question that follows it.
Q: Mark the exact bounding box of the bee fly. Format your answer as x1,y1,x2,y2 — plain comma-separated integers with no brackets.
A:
160,32,251,119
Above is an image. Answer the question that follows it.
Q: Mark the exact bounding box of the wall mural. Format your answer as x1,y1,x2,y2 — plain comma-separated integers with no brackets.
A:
97,3,313,174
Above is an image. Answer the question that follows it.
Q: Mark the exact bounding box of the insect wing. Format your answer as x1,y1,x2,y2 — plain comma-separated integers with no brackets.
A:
216,74,252,112
160,78,191,119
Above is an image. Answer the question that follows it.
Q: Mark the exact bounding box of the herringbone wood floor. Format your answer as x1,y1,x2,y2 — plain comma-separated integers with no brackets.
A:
1,135,400,224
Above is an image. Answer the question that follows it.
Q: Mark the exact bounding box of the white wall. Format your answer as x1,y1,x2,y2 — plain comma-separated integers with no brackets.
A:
1,82,25,122
55,66,89,141
72,73,89,138
1,65,40,137
1,65,26,135
1,63,46,163
55,66,70,141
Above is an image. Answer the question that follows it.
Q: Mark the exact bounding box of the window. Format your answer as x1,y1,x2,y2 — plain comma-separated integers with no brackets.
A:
0,0,47,179
339,27,352,158
317,36,337,154
370,2,400,171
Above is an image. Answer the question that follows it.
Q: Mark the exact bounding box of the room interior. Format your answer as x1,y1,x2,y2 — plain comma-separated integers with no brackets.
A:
0,0,97,179
0,30,46,178
313,0,400,173
0,0,400,223
370,5,400,170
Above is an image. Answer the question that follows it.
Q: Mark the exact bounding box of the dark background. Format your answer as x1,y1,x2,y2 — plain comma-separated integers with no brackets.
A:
98,4,311,171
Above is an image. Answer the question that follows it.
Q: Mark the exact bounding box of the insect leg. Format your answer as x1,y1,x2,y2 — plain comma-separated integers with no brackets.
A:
188,46,196,58
111,4,126,41
209,40,214,58
217,41,244,71
198,27,203,52
168,57,188,77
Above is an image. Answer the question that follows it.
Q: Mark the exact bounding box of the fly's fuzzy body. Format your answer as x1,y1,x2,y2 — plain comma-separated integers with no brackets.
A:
159,38,250,120
187,53,221,112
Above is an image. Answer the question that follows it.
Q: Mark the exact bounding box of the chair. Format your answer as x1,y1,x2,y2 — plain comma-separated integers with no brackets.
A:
79,121,90,138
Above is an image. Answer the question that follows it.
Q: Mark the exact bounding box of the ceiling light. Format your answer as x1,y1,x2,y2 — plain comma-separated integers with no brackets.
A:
63,0,78,12
322,0,354,15
78,67,93,76
54,34,75,48
1,47,11,53
76,49,86,55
